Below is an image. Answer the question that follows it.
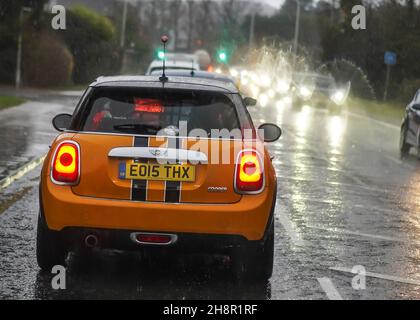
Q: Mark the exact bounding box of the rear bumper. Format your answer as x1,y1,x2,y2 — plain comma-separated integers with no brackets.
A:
60,227,252,253
41,178,276,241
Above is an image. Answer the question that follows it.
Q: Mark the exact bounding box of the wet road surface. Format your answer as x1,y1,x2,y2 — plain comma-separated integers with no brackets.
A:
1,98,420,299
0,91,78,183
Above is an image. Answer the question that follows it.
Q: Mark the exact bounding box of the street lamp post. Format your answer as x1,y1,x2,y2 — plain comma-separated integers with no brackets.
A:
15,7,32,90
120,0,129,73
292,0,301,68
120,0,128,48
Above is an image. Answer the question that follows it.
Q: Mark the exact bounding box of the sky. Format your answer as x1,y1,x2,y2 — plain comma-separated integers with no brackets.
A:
260,0,284,9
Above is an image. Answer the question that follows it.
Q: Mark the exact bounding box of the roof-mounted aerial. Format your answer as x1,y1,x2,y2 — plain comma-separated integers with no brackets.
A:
159,35,169,82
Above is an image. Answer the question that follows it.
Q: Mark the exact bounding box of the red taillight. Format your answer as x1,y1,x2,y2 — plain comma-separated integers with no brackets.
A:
136,234,172,244
51,141,80,184
235,150,264,193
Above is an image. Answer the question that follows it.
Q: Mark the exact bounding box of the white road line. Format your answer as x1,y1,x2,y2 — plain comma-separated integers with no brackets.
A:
276,209,306,247
0,155,46,190
306,224,420,246
345,110,400,131
58,90,84,97
330,266,420,286
36,131,57,137
317,277,344,300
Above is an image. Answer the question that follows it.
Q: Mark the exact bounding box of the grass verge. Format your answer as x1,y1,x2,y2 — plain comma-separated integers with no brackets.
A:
0,95,26,110
346,97,405,127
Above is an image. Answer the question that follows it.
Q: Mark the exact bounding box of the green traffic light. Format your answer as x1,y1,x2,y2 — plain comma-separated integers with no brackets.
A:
218,52,227,61
157,50,165,60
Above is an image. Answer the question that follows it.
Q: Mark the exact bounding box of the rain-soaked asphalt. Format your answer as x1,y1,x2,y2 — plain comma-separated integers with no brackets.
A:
0,94,420,300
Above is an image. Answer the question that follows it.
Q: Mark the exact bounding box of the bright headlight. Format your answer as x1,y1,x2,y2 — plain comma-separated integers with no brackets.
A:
298,86,313,99
283,96,292,105
276,80,290,94
259,93,268,107
260,74,271,88
331,90,346,105
251,84,260,97
230,68,238,77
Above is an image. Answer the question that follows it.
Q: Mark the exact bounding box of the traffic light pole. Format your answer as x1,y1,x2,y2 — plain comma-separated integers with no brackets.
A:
383,64,391,101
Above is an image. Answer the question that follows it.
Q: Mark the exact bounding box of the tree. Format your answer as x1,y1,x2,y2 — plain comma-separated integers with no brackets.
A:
60,5,119,84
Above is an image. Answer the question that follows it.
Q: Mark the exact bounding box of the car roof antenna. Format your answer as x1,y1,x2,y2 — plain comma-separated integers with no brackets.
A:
190,59,195,77
159,35,169,82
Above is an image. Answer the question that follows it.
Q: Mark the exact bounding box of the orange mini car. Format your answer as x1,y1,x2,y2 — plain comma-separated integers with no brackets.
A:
37,75,281,280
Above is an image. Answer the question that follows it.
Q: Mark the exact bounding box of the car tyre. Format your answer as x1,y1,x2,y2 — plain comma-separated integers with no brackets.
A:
231,222,274,282
36,212,67,271
400,123,411,158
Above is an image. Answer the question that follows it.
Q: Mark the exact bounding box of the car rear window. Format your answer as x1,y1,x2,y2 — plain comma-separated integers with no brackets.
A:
74,87,241,136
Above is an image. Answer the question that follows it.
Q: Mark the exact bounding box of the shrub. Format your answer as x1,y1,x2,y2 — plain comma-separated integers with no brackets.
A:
22,31,74,87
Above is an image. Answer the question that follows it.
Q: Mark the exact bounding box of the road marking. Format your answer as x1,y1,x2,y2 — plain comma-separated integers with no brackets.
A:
58,90,84,97
345,110,400,131
276,208,306,247
0,154,46,190
306,224,420,245
36,131,57,137
317,277,343,300
330,266,420,286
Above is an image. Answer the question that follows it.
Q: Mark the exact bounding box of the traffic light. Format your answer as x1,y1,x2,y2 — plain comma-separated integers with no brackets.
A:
157,49,165,60
217,49,228,63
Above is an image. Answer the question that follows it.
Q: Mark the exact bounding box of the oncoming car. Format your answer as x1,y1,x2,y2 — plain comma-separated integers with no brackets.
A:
37,75,282,280
149,69,236,86
400,89,420,158
292,73,350,110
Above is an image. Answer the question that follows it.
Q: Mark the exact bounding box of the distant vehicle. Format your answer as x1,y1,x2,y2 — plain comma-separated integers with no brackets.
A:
37,75,281,281
400,90,420,158
146,53,200,75
149,70,256,106
164,53,198,63
194,49,211,70
291,72,350,109
149,69,236,85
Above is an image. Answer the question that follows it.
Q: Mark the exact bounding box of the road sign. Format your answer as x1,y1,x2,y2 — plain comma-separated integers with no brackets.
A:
384,51,397,65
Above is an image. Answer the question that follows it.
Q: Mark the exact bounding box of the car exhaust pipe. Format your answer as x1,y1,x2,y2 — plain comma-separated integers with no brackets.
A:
84,234,99,248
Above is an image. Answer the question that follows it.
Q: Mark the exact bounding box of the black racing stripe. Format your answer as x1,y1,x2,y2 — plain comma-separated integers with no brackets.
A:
165,137,181,203
131,136,149,201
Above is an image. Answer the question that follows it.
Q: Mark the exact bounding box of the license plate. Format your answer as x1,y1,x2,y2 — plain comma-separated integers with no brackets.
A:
119,162,195,182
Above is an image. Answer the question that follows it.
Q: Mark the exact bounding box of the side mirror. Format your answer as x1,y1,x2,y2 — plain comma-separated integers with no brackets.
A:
52,113,72,132
411,103,420,111
258,123,282,142
244,97,257,107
